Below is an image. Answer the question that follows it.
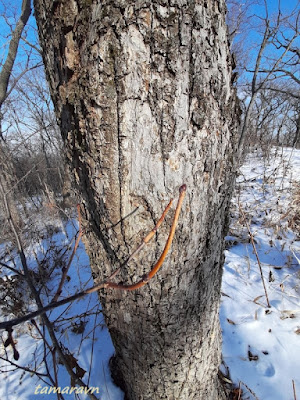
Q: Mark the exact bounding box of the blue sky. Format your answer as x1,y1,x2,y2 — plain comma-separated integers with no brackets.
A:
227,0,299,86
0,0,299,90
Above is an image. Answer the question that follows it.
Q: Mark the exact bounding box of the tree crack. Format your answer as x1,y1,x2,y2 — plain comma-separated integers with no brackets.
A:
111,29,129,255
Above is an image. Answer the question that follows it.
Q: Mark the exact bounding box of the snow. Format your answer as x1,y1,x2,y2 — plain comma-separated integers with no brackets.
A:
0,214,123,400
0,147,299,399
221,147,300,399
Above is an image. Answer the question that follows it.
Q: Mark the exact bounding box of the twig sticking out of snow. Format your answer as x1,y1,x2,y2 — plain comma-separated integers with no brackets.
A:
239,204,271,308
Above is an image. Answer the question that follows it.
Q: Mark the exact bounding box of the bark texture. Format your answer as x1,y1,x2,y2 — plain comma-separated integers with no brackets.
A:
34,1,240,399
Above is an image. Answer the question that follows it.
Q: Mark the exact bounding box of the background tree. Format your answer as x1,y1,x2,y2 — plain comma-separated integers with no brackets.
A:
0,1,99,396
0,0,32,236
5,67,66,200
226,0,300,150
34,1,240,399
0,0,73,219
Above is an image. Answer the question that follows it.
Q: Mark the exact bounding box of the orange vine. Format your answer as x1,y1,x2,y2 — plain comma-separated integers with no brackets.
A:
106,184,186,291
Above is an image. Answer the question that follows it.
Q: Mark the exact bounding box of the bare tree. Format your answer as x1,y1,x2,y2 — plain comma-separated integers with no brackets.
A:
34,1,240,399
241,83,299,151
0,0,32,237
0,0,72,210
0,0,31,110
227,0,299,151
0,2,99,398
5,67,65,199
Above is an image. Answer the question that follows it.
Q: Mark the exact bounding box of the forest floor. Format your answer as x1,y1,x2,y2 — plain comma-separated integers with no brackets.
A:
0,147,299,400
220,147,300,400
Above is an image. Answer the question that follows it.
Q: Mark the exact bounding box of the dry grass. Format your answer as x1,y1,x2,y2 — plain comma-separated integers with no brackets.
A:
286,183,300,235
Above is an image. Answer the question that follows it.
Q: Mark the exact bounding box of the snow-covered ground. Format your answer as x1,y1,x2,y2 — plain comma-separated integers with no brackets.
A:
0,147,299,400
221,147,300,400
0,213,123,400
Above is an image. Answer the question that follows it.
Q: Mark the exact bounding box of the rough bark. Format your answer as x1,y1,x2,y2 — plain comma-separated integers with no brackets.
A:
34,1,240,399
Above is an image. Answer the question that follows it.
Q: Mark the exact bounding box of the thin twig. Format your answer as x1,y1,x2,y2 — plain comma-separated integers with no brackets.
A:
32,320,61,400
52,204,83,302
3,160,44,196
239,204,271,308
0,261,24,276
0,355,48,378
87,305,100,386
239,380,260,400
293,380,297,400
102,361,111,400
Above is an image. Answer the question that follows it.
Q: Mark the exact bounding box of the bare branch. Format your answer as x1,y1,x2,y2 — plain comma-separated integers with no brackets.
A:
4,61,43,101
21,35,42,55
0,0,31,107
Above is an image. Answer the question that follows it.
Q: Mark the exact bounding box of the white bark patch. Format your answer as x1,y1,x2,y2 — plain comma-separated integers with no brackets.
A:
121,25,150,101
173,61,190,135
65,32,78,70
124,312,132,324
120,100,165,199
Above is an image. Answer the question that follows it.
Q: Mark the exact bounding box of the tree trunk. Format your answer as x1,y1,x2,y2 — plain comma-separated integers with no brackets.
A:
34,1,240,398
0,0,31,237
293,111,300,149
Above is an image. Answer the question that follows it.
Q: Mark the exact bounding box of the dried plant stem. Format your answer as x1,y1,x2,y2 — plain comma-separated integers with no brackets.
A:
238,382,242,400
239,380,260,400
52,204,83,302
239,205,271,308
293,380,297,400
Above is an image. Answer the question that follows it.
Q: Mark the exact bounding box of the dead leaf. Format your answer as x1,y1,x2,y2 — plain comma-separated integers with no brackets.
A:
248,346,259,361
64,352,86,386
231,388,243,400
269,271,275,282
280,283,284,292
253,295,264,306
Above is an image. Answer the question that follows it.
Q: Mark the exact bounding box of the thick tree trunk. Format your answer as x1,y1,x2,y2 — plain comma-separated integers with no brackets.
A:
34,1,240,398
